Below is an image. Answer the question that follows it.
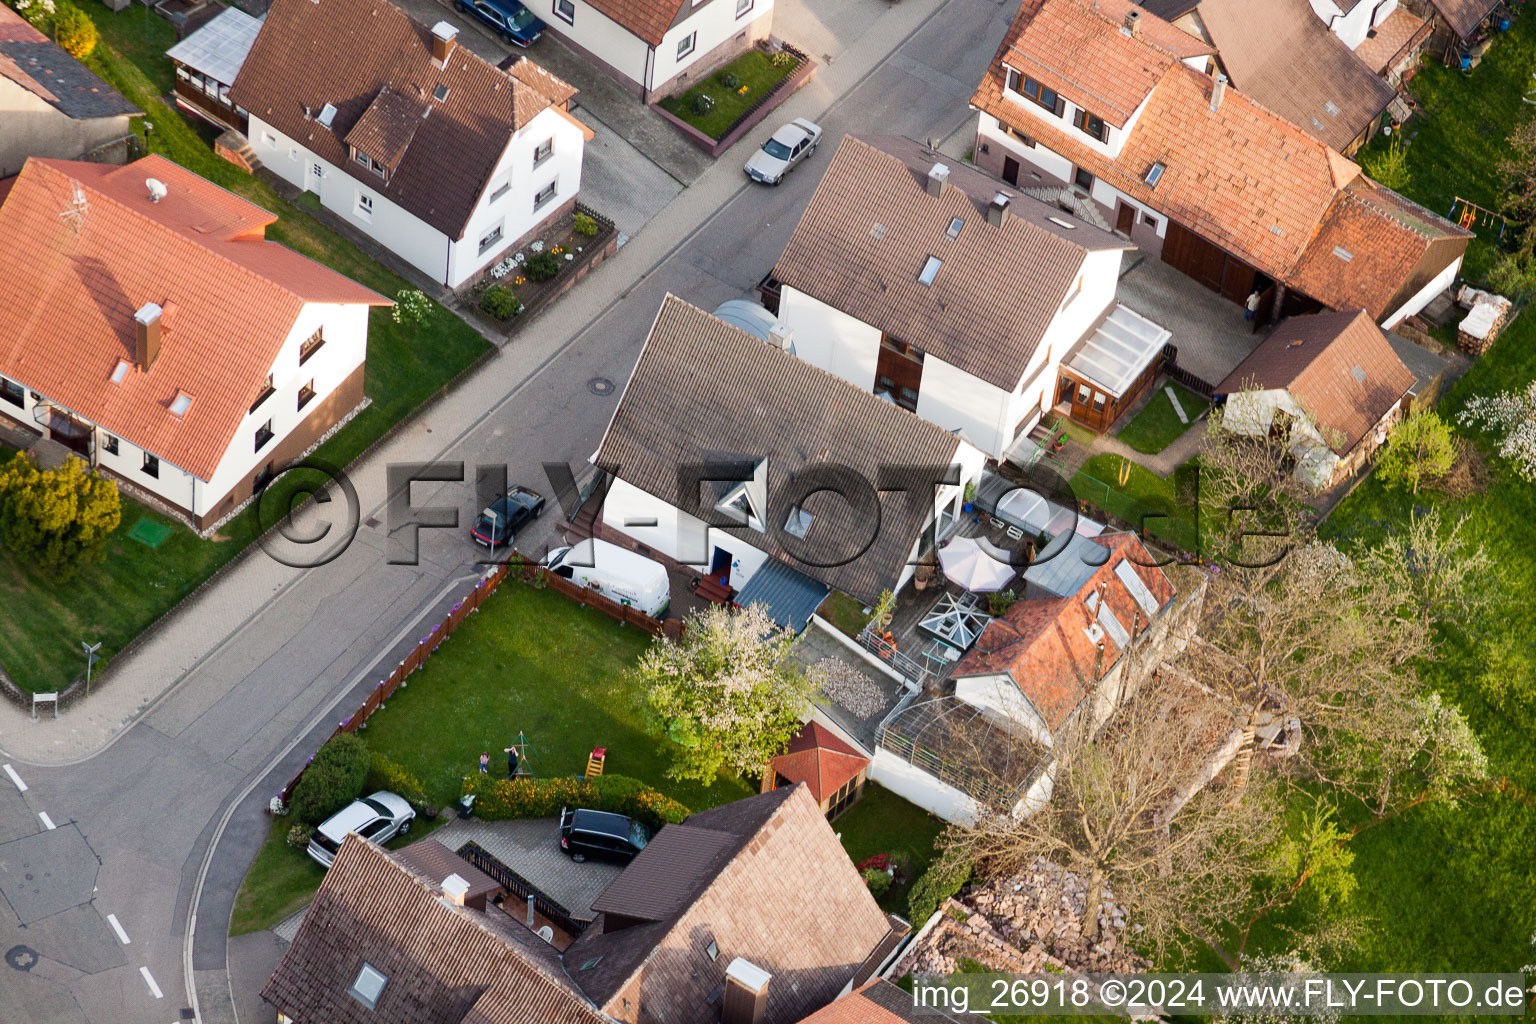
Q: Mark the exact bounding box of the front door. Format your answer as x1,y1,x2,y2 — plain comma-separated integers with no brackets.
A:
1002,155,1021,187
710,546,732,583
1115,202,1136,236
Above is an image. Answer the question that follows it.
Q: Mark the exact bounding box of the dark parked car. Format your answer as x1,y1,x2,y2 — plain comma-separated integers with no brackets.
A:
453,0,544,46
558,807,652,863
470,485,545,549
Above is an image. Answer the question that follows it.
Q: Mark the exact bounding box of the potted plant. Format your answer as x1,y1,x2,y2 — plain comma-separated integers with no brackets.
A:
962,480,977,514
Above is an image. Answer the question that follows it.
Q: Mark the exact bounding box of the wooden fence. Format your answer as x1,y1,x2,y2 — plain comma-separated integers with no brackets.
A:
277,553,680,805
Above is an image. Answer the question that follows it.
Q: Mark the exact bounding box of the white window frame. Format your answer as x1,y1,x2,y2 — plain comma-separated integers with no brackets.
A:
356,191,374,219
552,0,573,23
735,0,753,16
677,31,697,59
478,222,504,255
533,180,557,211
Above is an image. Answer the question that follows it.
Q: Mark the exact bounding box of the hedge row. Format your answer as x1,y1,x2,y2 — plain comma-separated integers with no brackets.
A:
461,772,690,831
907,853,973,927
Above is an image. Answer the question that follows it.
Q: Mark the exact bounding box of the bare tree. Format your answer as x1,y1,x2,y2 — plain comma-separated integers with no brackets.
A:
1359,506,1498,634
944,675,1280,961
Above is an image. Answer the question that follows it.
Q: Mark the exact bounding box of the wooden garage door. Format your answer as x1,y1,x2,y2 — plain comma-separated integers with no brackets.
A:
1162,221,1259,304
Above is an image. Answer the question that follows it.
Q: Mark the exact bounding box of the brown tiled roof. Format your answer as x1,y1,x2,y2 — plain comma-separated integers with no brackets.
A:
263,836,606,1024
796,979,964,1023
1134,0,1200,21
1215,308,1414,453
1353,7,1430,74
1290,185,1471,320
773,135,1129,391
391,838,501,908
997,0,1213,126
230,0,553,239
954,533,1175,731
565,785,896,1024
580,0,688,46
1193,0,1395,153
1428,0,1499,39
0,156,387,481
595,294,967,604
589,824,738,922
344,86,430,173
974,0,1468,306
502,54,578,107
769,721,870,803
0,4,139,119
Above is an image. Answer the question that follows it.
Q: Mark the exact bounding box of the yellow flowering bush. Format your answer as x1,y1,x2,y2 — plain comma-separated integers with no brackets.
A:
461,772,689,829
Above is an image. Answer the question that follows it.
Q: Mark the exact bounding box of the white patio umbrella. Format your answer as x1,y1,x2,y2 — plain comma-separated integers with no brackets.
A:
937,536,1016,592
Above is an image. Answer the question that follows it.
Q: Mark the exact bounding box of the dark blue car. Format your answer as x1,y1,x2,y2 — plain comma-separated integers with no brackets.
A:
454,0,544,46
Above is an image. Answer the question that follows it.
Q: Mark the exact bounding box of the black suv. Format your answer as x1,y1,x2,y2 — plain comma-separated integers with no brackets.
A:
471,486,545,549
558,807,653,863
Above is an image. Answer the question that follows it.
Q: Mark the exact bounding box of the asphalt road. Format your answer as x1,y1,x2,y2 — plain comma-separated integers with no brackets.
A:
0,1,1016,1020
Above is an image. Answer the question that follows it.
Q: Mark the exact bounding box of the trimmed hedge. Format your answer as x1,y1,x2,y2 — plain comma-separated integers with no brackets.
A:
292,733,370,825
461,772,689,831
365,751,429,811
907,853,972,927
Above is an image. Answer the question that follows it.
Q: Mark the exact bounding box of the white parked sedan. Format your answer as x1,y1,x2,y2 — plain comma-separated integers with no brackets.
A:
306,790,415,868
744,118,823,185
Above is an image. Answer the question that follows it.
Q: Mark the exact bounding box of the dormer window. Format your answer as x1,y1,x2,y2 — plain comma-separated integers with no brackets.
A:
1073,109,1107,143
1005,68,1063,116
714,460,767,533
917,256,941,285
352,148,385,177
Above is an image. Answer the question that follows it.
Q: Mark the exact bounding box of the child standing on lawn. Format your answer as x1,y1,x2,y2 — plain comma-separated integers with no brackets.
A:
478,752,490,774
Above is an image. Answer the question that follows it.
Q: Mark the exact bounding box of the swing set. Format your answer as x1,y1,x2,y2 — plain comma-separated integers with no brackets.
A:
1447,196,1508,240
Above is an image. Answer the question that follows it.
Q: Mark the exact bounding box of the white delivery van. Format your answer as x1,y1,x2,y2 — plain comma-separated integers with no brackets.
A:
542,539,671,618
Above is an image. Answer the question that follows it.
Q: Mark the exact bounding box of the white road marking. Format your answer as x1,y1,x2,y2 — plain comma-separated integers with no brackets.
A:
107,914,131,944
3,764,26,792
37,812,54,830
140,966,163,998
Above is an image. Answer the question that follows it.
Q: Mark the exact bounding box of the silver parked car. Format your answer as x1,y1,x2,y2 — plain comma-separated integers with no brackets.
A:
306,791,415,868
744,118,823,185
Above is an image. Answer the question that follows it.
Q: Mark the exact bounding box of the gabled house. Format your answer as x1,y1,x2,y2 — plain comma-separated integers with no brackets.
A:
595,294,987,611
264,835,610,1024
226,0,588,288
1147,0,1396,155
771,135,1179,449
761,721,870,820
1215,308,1416,489
0,4,140,177
537,0,774,101
562,785,906,1024
0,155,389,531
950,532,1178,747
971,0,1471,337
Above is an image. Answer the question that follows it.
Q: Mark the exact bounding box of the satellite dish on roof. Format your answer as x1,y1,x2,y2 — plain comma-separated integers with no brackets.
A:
145,178,169,204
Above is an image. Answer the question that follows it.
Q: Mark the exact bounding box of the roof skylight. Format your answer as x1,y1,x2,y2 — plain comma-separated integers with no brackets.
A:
945,216,964,240
110,360,130,384
348,963,388,1010
917,255,942,285
317,102,338,129
1144,161,1165,187
169,392,193,417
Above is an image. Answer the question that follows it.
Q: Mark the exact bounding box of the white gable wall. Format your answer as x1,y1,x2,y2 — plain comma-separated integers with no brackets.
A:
537,0,651,85
777,287,882,391
952,674,1054,748
650,0,775,93
1382,254,1462,329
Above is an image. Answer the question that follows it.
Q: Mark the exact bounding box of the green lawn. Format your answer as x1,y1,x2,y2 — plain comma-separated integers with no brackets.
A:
1309,313,1536,977
1072,453,1200,552
0,7,492,692
836,782,946,916
1113,381,1208,454
659,50,798,139
817,591,872,638
1354,16,1536,283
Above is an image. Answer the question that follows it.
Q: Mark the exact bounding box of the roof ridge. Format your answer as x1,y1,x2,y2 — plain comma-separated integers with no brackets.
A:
1063,0,1206,62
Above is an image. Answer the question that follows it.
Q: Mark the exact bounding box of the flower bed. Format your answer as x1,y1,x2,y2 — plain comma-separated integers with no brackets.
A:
659,49,801,139
468,206,615,330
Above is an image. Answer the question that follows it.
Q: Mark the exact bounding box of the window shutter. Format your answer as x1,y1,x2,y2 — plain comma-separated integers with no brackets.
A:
1073,109,1085,130
1054,94,1066,117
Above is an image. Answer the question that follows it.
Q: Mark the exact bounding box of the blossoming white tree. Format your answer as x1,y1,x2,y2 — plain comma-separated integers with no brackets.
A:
1457,380,1536,480
639,603,816,785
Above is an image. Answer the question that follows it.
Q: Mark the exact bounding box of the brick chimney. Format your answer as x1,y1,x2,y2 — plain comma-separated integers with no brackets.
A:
1209,73,1228,113
925,162,950,198
134,303,162,372
430,21,458,67
1122,8,1141,36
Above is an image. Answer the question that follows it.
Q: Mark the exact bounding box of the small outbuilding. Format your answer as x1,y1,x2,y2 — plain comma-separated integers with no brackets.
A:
762,722,870,820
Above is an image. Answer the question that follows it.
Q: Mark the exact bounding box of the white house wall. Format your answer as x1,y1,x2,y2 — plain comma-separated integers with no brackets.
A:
870,747,983,825
603,476,773,583
0,301,368,518
912,354,1017,457
1221,389,1340,490
651,0,774,92
1382,254,1462,329
953,674,1054,748
537,0,651,84
250,108,582,289
777,288,882,391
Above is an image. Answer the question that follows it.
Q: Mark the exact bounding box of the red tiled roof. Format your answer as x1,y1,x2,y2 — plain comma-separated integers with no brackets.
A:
1216,308,1415,453
954,533,1175,731
1352,7,1430,74
581,0,688,47
0,156,387,480
769,722,869,803
796,979,964,1023
0,5,46,43
230,0,555,239
502,54,578,107
996,0,1213,126
974,0,1469,307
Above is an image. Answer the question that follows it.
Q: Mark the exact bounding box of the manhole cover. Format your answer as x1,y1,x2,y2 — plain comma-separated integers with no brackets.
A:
588,377,615,396
6,945,38,972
